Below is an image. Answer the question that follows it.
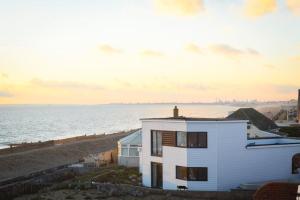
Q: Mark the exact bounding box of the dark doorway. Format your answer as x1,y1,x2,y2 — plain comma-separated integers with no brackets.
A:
292,153,300,174
151,162,162,188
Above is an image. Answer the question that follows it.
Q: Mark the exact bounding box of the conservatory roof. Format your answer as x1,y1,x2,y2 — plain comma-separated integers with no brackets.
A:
118,129,141,146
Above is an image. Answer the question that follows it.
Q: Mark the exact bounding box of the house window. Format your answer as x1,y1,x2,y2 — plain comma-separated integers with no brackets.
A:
151,130,162,157
121,145,128,156
176,132,207,148
176,132,187,147
176,166,187,180
194,132,207,148
176,166,208,181
188,167,208,181
129,147,139,156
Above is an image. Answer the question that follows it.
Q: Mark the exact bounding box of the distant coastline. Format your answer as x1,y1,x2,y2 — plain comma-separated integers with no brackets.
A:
0,99,297,106
0,103,286,149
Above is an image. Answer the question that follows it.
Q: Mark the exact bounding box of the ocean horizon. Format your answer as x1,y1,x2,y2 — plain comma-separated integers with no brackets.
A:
0,104,243,149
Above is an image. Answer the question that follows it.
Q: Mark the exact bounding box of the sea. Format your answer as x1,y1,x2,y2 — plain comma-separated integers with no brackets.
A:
0,104,240,149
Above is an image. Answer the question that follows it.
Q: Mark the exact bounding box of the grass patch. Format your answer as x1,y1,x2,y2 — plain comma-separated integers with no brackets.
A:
65,195,74,199
73,164,141,186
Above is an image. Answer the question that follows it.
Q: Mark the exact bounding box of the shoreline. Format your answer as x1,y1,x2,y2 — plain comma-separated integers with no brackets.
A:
0,130,132,181
0,133,108,154
0,129,136,150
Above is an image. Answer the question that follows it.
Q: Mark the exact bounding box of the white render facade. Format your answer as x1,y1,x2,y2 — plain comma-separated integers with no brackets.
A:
140,118,300,191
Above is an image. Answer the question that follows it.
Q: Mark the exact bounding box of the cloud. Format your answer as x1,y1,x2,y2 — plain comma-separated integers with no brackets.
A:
209,44,260,57
246,48,260,56
0,91,13,97
244,0,277,17
98,44,122,54
1,73,8,79
154,0,204,16
209,44,244,56
141,50,164,57
185,43,202,54
30,79,104,90
179,83,213,91
264,64,276,69
0,73,8,81
286,0,300,15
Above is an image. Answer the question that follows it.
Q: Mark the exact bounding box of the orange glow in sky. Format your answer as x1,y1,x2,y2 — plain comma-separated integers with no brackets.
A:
0,0,300,104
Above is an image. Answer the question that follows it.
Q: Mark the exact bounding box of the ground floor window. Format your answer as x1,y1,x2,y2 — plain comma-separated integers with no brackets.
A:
176,166,208,181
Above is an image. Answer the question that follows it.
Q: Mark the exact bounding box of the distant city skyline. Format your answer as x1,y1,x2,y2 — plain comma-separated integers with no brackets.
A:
0,0,300,104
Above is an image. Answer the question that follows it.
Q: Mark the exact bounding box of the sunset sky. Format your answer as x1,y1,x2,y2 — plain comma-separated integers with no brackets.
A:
0,0,300,104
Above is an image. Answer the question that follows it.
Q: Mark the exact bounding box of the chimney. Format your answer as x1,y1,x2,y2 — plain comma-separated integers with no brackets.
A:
173,106,179,118
298,89,300,123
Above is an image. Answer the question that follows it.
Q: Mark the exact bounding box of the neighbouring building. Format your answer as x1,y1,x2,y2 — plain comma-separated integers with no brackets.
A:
226,108,279,138
118,129,142,168
298,89,300,123
140,107,300,191
82,149,118,168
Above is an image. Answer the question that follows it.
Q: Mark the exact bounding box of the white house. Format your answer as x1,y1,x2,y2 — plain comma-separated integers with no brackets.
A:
118,129,141,167
140,107,300,191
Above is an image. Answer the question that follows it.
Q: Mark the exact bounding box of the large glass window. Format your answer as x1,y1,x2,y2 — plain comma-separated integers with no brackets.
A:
176,166,187,180
121,146,128,156
151,130,162,156
195,132,207,148
129,147,139,156
176,132,207,148
187,132,198,148
176,132,187,147
176,166,208,181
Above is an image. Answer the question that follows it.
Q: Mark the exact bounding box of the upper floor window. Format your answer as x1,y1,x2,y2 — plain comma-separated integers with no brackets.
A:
151,130,162,157
176,131,187,147
176,132,207,148
176,166,208,181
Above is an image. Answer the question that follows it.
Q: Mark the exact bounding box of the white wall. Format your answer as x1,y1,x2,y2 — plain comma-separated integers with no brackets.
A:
141,119,300,191
163,146,187,189
141,120,187,188
217,122,300,191
185,122,220,191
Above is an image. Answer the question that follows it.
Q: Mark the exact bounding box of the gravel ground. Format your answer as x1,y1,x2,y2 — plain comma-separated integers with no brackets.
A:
0,131,129,181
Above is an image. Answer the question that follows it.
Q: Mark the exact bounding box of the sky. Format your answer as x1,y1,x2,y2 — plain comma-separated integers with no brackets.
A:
0,0,300,104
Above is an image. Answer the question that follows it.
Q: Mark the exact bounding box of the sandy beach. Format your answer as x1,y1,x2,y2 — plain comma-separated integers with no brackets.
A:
0,131,130,181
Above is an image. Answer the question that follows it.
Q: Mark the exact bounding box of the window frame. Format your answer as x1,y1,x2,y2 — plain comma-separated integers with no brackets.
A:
176,131,187,147
151,130,163,157
176,166,187,180
176,166,208,181
175,132,208,148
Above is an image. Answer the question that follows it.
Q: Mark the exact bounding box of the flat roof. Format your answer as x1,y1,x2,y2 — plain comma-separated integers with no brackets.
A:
141,116,247,122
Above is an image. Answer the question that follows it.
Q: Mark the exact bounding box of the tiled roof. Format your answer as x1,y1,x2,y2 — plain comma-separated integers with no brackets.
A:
226,108,278,131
